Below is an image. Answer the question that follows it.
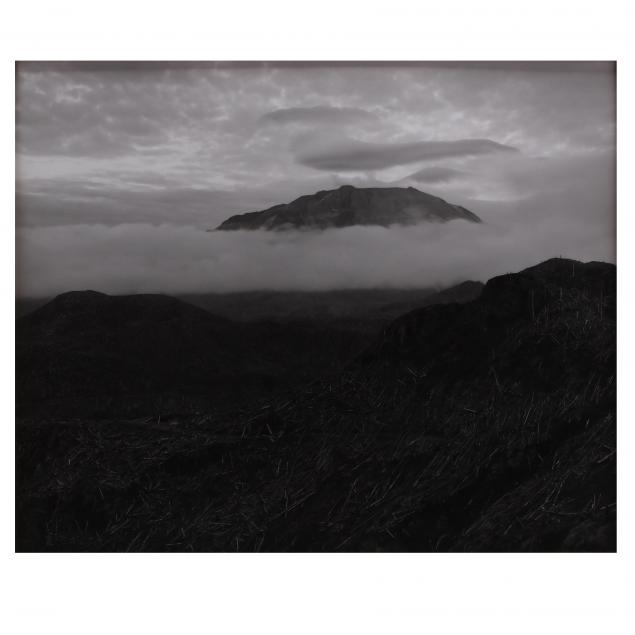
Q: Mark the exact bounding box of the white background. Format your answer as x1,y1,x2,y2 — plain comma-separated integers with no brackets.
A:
1,2,633,634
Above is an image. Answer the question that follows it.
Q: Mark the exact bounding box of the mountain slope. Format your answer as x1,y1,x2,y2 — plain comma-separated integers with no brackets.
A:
216,184,481,231
180,282,484,329
16,258,615,552
16,280,486,419
15,291,366,417
257,258,616,551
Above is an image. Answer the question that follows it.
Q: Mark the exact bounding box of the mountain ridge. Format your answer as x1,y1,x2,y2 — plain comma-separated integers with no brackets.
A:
215,185,482,231
16,257,616,552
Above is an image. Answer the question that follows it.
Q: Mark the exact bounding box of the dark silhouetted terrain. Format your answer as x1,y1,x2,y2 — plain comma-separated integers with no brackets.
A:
16,283,484,419
215,185,481,230
15,259,615,552
16,284,484,324
16,292,367,418
180,282,485,331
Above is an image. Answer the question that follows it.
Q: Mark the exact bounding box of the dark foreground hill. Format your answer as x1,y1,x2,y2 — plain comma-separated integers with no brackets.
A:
15,291,366,418
15,259,615,551
17,283,484,326
16,283,483,418
216,185,481,230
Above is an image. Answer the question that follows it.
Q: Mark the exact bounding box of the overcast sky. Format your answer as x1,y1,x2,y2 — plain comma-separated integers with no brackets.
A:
16,62,616,297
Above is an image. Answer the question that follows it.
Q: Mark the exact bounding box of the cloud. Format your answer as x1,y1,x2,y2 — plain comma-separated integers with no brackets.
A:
15,212,614,299
16,150,614,299
16,72,177,158
15,62,615,298
260,105,377,126
16,63,614,190
297,138,518,171
402,166,468,184
18,61,615,74
16,185,246,228
15,175,360,228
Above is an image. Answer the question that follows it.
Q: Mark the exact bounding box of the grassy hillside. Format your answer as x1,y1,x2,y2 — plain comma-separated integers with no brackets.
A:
15,259,615,551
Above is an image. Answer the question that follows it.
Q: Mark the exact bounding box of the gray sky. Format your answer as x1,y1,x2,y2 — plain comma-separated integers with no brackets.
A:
15,62,616,297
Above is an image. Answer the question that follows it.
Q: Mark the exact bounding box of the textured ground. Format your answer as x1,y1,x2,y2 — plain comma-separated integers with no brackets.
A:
15,258,616,552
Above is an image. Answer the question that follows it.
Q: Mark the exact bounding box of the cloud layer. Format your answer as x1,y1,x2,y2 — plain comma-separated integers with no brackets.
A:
16,150,615,298
297,138,517,171
404,166,468,184
16,211,614,298
260,105,378,126
15,62,615,296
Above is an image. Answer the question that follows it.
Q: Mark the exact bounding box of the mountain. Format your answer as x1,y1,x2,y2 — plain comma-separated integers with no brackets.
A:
179,282,484,329
215,185,481,231
254,258,616,551
374,280,484,319
17,284,484,325
16,283,483,418
16,258,615,552
15,291,366,418
360,259,614,384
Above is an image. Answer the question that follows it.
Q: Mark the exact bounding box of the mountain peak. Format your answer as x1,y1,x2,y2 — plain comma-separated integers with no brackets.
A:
215,185,482,231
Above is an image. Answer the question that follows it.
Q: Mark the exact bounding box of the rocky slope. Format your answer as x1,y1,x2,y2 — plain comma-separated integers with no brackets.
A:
216,185,481,230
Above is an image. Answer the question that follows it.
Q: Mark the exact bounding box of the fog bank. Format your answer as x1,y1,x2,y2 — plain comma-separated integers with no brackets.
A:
16,199,614,298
